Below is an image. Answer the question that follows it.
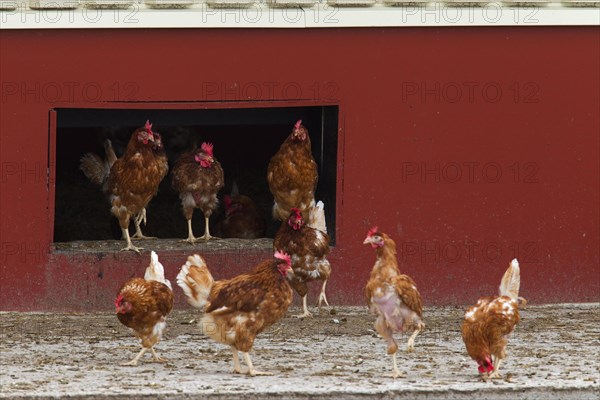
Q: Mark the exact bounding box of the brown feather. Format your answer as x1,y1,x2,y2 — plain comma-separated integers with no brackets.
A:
364,232,424,350
89,126,170,230
116,278,174,348
461,295,520,366
213,195,266,239
172,148,225,219
267,123,318,221
200,259,293,353
273,214,331,298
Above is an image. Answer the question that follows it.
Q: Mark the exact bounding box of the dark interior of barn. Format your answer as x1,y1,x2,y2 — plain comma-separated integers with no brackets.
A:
53,106,338,245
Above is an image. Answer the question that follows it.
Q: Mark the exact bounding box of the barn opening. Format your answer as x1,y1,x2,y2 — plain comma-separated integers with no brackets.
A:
52,105,339,249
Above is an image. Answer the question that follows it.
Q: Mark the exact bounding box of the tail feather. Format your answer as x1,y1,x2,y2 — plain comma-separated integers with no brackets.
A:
307,200,327,234
79,139,115,186
499,258,520,301
176,255,214,309
104,139,117,169
144,251,172,289
79,153,109,185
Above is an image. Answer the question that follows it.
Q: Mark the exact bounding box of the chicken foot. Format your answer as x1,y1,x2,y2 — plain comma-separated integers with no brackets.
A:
149,347,166,363
295,295,313,319
391,352,405,378
131,209,156,240
121,346,163,366
231,347,244,374
242,352,272,376
316,279,330,309
199,216,219,241
121,346,148,366
406,323,423,352
183,219,199,244
375,315,405,378
121,227,143,253
488,358,503,379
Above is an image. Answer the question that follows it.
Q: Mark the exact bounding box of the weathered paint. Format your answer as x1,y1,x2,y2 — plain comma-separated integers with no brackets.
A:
1,28,598,310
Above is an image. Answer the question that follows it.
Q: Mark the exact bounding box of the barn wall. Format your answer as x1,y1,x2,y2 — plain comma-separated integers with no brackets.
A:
1,27,598,310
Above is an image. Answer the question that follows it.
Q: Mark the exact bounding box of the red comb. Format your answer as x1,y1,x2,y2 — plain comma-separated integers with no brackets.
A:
294,120,302,130
290,207,302,217
367,226,379,237
274,250,291,266
201,142,214,156
144,120,153,134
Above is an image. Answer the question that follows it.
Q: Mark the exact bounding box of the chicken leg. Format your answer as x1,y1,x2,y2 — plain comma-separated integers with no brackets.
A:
295,295,313,319
121,346,148,366
231,346,244,374
316,279,330,309
121,227,143,253
183,219,199,244
488,358,503,379
200,215,219,241
242,352,271,376
375,315,404,378
150,347,166,363
131,209,156,240
391,352,405,378
406,323,424,352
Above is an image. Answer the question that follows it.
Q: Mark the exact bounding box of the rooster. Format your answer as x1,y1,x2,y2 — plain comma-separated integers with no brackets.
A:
115,251,174,366
268,120,326,231
172,142,225,242
177,251,293,376
213,193,266,239
462,259,526,381
363,227,425,378
273,208,331,318
80,121,169,252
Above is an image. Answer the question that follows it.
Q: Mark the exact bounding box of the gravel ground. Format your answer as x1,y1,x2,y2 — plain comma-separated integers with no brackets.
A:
1,304,599,399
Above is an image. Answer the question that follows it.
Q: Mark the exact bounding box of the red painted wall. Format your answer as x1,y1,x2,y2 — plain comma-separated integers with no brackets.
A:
1,27,598,311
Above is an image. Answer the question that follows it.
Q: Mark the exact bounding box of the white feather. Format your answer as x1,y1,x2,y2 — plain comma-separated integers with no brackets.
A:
176,254,213,309
499,258,520,300
144,251,172,289
307,200,327,234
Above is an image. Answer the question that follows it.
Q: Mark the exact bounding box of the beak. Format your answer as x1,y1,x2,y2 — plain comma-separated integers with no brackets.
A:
363,237,371,245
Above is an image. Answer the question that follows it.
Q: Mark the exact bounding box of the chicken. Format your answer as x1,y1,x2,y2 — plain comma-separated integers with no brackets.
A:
104,134,167,241
115,251,174,366
80,121,169,252
273,208,331,318
176,251,293,376
363,227,425,378
171,142,225,242
267,120,323,229
213,193,266,239
461,259,526,381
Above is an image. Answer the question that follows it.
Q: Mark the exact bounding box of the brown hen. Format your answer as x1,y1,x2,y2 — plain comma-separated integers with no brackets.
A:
267,120,319,226
171,142,225,242
177,251,293,376
273,208,331,318
115,251,174,366
80,121,168,252
462,259,525,381
363,227,425,378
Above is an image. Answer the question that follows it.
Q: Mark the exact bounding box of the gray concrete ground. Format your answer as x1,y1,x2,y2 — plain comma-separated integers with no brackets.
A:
1,304,599,399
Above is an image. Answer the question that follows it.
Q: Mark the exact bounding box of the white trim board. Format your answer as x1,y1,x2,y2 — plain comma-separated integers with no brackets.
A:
1,3,599,29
